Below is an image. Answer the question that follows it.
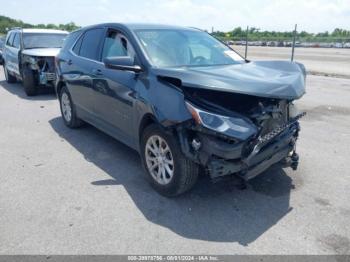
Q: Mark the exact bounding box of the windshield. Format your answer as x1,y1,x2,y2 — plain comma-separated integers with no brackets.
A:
135,29,244,67
23,33,67,49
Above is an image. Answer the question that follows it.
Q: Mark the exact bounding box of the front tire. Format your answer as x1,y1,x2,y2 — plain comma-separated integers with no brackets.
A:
59,86,83,128
4,64,17,83
140,124,199,197
22,68,37,96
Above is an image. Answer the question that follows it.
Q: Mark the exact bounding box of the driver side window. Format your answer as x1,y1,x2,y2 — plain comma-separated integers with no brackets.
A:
102,30,136,63
12,33,21,49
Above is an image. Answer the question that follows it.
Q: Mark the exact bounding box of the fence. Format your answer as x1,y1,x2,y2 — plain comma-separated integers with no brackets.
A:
215,25,350,61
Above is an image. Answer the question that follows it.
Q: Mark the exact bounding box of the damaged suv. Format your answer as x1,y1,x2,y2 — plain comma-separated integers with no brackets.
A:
2,28,68,96
56,24,306,196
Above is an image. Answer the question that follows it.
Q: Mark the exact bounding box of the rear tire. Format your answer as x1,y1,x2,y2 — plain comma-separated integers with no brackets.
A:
22,68,37,96
4,64,17,83
59,85,84,128
140,124,199,197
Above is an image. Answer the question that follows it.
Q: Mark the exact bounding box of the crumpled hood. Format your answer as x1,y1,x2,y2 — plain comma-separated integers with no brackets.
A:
22,48,61,57
153,61,306,100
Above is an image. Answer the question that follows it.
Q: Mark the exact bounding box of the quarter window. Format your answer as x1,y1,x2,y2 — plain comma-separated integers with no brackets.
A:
79,28,104,60
72,35,83,55
62,30,81,52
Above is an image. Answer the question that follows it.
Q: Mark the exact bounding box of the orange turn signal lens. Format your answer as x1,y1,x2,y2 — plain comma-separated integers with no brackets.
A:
185,102,202,125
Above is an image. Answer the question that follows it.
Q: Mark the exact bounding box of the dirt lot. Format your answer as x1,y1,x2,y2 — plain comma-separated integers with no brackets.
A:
0,68,350,254
233,46,350,77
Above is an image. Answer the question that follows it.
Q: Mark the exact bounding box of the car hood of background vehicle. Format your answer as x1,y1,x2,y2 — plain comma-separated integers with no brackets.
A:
22,48,61,57
154,60,306,100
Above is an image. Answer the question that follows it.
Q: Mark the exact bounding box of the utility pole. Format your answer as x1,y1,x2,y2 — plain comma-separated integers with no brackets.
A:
245,26,249,59
291,24,297,62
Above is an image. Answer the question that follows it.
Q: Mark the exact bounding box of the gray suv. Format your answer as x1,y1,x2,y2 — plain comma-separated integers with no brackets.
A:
1,28,68,96
56,23,306,196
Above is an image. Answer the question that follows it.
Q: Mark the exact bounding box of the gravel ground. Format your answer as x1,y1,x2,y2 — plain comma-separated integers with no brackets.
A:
0,68,349,254
233,46,350,77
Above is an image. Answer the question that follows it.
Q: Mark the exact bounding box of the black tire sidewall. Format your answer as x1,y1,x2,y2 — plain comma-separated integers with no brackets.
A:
140,124,192,196
22,68,37,96
4,66,8,81
4,64,8,81
4,63,16,83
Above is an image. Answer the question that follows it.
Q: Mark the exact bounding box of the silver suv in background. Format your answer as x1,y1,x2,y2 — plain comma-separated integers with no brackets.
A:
0,36,5,65
1,28,68,96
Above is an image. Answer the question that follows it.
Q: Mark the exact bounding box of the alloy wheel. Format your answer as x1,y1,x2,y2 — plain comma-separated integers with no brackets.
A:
61,92,72,122
145,135,175,185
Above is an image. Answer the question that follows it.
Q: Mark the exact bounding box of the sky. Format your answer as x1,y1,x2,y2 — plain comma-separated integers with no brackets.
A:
1,0,349,33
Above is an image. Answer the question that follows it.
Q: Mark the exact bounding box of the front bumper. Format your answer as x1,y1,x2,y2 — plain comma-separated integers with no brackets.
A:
206,126,297,180
179,114,304,181
39,72,56,85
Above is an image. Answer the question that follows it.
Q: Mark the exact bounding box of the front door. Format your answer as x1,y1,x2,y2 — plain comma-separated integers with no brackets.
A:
92,29,139,143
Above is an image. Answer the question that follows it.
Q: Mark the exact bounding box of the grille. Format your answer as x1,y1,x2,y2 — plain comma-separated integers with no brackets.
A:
44,73,56,81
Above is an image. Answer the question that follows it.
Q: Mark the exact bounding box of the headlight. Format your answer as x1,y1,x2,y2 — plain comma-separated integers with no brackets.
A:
186,102,257,140
28,56,37,64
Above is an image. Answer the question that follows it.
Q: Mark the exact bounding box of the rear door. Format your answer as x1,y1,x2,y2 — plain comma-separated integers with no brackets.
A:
3,32,15,72
64,28,105,117
10,32,21,75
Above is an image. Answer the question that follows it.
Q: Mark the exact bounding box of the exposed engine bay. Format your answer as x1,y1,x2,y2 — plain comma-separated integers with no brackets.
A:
22,55,56,86
174,86,305,181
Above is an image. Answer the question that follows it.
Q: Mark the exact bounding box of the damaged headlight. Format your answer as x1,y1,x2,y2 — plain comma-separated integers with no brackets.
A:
23,55,37,65
186,102,257,140
28,57,37,64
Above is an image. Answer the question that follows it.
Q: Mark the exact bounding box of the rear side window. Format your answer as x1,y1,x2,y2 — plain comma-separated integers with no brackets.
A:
13,33,20,49
6,33,14,46
79,28,104,61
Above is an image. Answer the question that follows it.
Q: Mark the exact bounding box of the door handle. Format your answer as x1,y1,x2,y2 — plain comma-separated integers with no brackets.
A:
92,69,103,76
67,59,73,65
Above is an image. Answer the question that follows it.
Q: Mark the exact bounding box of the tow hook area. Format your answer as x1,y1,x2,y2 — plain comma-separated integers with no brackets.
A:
191,138,201,151
281,151,299,171
291,152,299,170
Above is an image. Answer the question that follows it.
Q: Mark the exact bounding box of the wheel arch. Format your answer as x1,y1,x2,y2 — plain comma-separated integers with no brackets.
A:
55,81,66,98
138,113,158,144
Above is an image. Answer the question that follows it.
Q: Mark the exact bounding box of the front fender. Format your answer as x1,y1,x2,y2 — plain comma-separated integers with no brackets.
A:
136,75,192,128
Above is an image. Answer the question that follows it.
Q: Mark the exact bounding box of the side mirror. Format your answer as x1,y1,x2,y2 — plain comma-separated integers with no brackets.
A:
104,56,142,73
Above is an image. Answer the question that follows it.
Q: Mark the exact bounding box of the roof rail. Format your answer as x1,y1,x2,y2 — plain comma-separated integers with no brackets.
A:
9,27,22,31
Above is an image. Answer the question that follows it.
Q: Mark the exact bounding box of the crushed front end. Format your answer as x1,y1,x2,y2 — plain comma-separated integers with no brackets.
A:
177,89,305,181
22,55,56,86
